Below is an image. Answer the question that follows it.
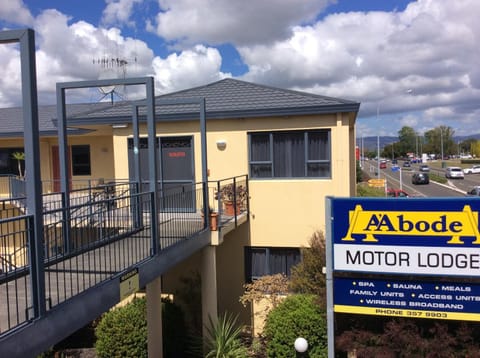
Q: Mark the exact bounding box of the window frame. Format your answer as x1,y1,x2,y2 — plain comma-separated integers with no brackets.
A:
248,129,331,179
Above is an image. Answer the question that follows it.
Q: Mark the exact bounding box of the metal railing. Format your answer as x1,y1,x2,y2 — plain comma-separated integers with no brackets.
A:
0,175,17,198
210,175,249,228
0,175,248,337
0,213,32,333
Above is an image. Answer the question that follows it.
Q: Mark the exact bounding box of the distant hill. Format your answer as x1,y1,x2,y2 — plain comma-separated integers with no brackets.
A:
357,136,398,151
358,134,480,151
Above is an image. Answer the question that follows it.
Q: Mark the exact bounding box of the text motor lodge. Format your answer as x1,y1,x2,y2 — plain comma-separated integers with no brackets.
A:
334,205,480,276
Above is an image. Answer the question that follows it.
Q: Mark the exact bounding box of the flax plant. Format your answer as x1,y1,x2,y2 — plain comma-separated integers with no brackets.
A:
204,312,247,358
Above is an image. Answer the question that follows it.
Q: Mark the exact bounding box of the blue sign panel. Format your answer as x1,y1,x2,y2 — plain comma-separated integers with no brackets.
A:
334,277,480,321
330,198,480,277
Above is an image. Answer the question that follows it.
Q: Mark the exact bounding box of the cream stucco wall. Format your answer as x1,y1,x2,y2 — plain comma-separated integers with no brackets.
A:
0,132,115,195
112,113,354,247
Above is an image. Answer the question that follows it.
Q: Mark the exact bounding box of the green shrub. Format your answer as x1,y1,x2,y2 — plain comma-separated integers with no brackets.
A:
263,294,327,358
95,297,148,358
356,183,385,197
95,296,187,358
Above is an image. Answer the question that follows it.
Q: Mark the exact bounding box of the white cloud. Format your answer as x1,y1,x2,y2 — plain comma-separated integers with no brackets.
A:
0,0,479,137
235,0,480,136
152,0,333,46
0,0,34,26
0,5,228,105
102,0,143,28
152,45,229,93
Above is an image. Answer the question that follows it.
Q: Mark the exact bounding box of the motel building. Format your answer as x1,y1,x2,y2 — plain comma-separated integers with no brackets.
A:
0,29,360,357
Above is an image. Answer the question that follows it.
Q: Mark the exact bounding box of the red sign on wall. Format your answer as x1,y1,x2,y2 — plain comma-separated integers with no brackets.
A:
168,151,186,157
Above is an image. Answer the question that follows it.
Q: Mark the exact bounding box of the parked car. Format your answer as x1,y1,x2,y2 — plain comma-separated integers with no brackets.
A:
419,164,430,172
412,172,429,185
387,189,409,197
463,165,480,174
445,166,464,179
466,186,480,197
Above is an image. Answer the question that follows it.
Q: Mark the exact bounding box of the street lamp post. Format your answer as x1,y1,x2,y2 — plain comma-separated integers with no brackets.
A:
440,127,444,162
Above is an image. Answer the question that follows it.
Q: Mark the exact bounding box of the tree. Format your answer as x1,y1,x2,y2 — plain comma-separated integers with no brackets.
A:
356,160,363,183
239,274,290,314
397,126,417,155
11,151,25,178
469,140,480,157
424,126,455,157
289,230,327,303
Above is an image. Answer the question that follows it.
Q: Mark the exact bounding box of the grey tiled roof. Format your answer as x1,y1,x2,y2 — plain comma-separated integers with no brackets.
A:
0,102,112,138
0,105,55,137
69,78,360,124
0,78,360,136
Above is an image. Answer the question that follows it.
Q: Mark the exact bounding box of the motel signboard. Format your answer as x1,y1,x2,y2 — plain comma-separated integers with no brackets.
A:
327,197,480,321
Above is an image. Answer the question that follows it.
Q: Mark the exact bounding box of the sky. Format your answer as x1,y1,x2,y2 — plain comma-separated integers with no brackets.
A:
0,0,479,138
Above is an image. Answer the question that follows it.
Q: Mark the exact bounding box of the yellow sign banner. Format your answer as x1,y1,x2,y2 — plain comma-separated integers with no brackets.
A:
367,178,385,188
335,305,480,322
341,204,480,244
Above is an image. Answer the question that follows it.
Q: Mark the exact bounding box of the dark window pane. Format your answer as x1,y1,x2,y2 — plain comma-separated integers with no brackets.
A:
250,164,272,178
71,145,91,176
269,248,301,276
273,132,304,177
250,133,270,161
307,163,330,177
308,131,329,160
250,248,267,279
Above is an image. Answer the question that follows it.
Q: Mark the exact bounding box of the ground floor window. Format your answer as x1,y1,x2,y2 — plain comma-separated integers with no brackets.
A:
0,147,24,175
71,145,91,175
245,247,301,281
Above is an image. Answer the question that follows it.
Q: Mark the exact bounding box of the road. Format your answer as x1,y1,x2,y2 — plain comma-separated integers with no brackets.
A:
362,160,480,198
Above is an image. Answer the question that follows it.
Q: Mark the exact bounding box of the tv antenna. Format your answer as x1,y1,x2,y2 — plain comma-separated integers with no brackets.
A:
93,56,136,103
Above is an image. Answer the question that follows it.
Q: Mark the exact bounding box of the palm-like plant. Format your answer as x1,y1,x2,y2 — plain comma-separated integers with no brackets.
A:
11,152,25,178
204,312,247,358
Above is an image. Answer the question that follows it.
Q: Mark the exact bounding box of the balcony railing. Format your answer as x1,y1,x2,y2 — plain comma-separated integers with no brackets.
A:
0,175,248,337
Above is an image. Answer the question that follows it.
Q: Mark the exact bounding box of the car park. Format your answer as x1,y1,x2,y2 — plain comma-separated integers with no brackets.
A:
445,166,464,179
387,189,409,197
412,172,429,185
419,164,430,172
463,165,480,174
466,186,480,197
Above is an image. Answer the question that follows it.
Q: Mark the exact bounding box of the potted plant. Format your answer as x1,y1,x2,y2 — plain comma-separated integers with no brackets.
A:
202,206,218,231
217,183,247,216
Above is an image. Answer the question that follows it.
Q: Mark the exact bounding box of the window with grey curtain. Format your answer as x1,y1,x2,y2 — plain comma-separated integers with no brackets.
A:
249,130,331,178
245,247,301,281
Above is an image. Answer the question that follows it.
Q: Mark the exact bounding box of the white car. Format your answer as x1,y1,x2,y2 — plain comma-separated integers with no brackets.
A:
446,166,464,179
463,165,480,174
